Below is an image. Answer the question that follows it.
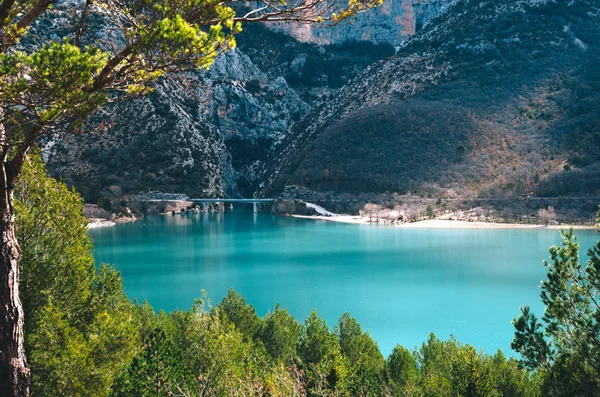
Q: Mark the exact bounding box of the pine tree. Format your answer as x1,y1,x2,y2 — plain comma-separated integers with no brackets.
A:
512,230,600,395
15,155,140,396
111,329,187,397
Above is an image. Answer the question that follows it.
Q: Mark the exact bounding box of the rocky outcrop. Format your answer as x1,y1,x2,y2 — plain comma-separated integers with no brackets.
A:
45,43,314,202
45,18,395,202
196,49,312,196
46,75,234,206
271,0,454,46
199,50,310,142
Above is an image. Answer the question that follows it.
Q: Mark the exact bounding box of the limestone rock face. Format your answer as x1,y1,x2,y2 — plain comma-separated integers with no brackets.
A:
200,51,310,142
196,50,312,196
46,48,311,201
271,0,454,46
46,75,235,202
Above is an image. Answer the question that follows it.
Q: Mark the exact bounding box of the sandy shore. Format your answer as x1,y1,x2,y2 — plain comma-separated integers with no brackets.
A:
87,218,116,228
87,216,138,229
291,215,597,230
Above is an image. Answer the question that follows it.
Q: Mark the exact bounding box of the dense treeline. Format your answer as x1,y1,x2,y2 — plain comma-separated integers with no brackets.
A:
14,158,600,396
108,292,540,397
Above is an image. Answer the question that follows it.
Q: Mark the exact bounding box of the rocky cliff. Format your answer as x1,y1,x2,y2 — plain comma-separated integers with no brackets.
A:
41,0,448,206
44,16,393,204
271,0,454,46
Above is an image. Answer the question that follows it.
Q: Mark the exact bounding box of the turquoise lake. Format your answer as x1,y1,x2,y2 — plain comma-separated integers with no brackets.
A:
89,212,599,356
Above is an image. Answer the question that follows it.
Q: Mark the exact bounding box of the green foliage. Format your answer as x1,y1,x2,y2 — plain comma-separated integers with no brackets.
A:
16,154,93,329
426,204,434,218
488,351,541,397
538,354,598,397
512,230,600,395
261,303,302,363
111,329,187,397
119,297,542,397
0,41,109,129
218,288,264,340
178,297,264,396
511,307,550,371
336,313,385,396
417,334,539,397
15,155,140,397
386,345,419,395
449,345,496,397
300,310,334,365
300,310,349,395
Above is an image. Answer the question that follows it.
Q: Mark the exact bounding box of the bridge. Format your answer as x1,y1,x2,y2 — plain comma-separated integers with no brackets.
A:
189,198,274,213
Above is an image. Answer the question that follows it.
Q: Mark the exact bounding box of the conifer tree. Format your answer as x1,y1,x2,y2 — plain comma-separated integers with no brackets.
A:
512,230,600,395
15,155,140,396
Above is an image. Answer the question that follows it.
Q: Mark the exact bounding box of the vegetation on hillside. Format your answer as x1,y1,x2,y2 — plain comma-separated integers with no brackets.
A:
263,0,600,203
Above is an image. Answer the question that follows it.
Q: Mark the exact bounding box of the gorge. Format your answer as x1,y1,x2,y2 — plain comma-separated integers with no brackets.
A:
40,0,600,224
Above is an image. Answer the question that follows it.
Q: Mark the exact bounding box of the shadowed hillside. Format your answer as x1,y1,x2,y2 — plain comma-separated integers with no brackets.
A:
261,0,600,204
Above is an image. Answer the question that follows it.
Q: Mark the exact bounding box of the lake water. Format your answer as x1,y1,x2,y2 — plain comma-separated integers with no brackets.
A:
89,212,599,356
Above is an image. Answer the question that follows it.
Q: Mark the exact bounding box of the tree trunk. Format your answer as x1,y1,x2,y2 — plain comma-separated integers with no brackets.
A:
0,158,30,396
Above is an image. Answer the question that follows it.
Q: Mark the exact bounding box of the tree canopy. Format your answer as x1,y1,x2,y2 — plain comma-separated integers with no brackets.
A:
15,154,140,396
512,230,600,396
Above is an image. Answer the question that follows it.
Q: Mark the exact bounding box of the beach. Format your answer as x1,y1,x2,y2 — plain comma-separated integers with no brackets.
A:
291,215,597,230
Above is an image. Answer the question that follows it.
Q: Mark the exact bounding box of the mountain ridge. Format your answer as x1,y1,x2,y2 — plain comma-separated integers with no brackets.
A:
260,0,600,210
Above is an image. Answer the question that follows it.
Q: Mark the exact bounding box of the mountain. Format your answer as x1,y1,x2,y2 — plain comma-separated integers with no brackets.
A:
261,0,600,209
42,7,398,206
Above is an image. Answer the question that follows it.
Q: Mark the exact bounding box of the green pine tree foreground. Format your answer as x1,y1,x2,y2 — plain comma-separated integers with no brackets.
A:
511,230,600,396
15,155,141,396
19,155,600,397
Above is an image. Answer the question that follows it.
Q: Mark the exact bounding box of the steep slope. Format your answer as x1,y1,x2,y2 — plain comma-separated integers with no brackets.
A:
45,75,235,204
43,11,393,203
262,0,600,203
